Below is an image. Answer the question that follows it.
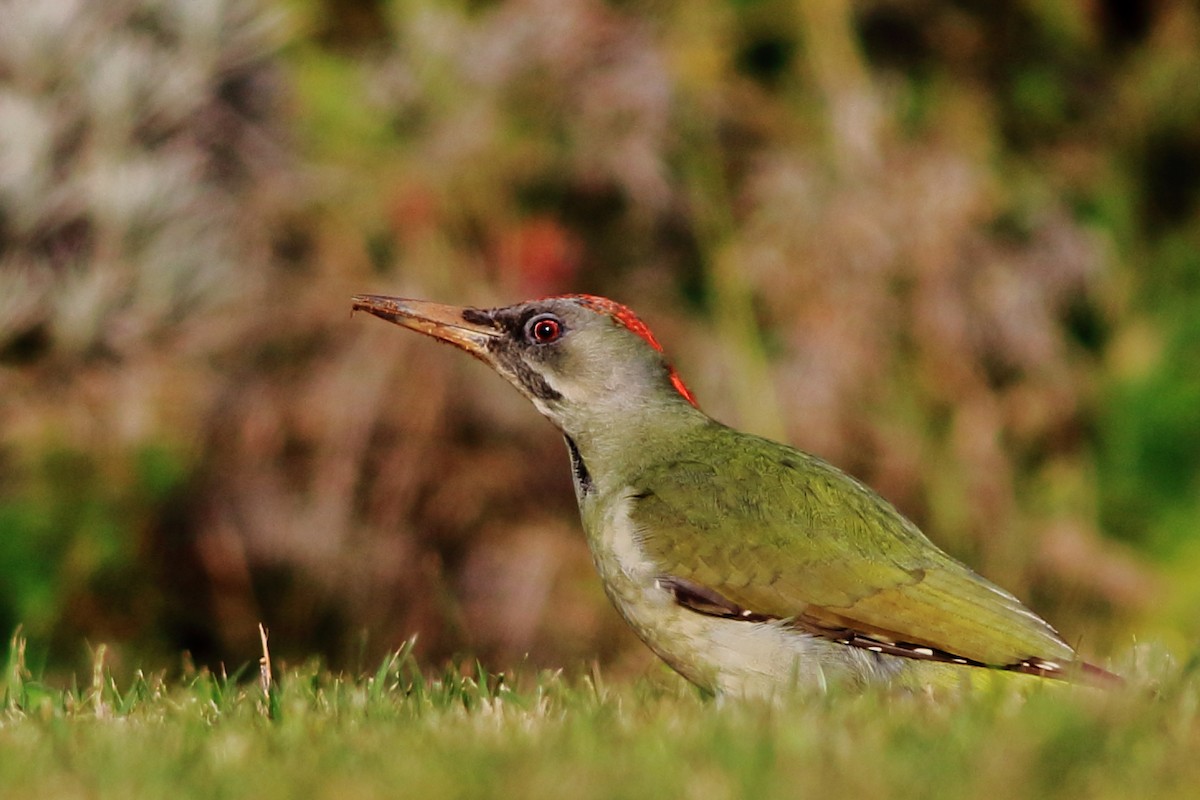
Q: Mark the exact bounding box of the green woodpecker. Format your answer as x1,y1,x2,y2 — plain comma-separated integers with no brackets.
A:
352,293,1115,696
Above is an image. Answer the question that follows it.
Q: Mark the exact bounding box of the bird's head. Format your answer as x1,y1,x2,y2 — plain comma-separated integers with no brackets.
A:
352,294,699,435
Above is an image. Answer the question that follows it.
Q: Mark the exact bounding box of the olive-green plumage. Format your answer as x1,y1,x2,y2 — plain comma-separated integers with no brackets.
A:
626,425,1075,668
352,292,1113,697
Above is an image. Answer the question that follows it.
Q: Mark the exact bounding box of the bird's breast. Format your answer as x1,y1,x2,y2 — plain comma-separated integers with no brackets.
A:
578,488,867,696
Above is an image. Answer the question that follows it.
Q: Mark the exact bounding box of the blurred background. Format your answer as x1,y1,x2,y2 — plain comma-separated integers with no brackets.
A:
1,0,1198,680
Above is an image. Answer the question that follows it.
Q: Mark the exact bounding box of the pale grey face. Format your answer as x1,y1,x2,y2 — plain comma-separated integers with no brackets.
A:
457,298,689,429
458,298,585,407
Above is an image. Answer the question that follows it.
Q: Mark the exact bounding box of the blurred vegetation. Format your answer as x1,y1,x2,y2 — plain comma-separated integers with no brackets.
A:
0,0,1198,680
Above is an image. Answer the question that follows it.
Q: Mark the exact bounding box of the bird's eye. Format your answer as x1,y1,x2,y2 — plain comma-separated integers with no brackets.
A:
526,314,563,345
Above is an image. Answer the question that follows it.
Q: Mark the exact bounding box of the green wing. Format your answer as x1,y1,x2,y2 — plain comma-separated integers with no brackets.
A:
628,426,1076,668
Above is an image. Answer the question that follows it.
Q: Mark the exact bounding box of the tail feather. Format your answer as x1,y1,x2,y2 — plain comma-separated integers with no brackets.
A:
1003,655,1123,686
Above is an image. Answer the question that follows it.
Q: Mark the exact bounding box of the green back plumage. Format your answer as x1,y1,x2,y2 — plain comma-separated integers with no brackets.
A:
627,422,1076,668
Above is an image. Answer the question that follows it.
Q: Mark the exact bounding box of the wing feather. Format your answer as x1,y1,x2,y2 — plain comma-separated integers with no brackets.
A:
628,426,1077,668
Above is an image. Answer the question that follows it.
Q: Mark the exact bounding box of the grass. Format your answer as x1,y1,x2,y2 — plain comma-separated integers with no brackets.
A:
3,633,1199,799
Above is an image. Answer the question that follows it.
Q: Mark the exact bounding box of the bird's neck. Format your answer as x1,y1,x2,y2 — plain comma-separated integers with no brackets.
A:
559,398,711,497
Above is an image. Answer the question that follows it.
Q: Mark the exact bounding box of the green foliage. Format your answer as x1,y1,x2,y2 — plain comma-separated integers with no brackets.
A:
1099,337,1200,556
1,632,1199,799
0,444,189,647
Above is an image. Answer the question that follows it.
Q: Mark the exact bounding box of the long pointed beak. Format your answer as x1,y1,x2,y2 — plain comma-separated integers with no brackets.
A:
351,295,500,357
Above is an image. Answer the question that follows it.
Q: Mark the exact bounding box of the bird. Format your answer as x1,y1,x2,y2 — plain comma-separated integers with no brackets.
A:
352,293,1117,697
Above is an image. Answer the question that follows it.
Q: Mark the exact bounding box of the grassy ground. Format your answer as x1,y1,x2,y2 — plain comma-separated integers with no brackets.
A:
2,636,1198,800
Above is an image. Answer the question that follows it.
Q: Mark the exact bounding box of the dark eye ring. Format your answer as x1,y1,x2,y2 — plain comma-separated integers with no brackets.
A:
526,314,563,344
